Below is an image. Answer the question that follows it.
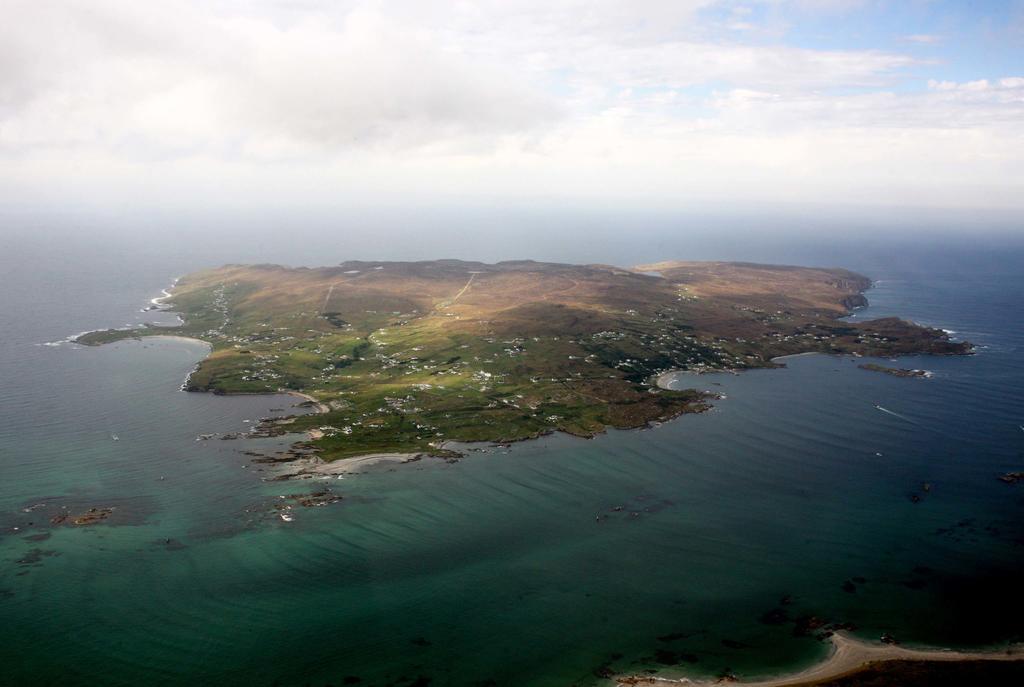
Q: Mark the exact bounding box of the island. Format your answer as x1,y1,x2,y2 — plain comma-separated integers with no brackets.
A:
77,260,970,464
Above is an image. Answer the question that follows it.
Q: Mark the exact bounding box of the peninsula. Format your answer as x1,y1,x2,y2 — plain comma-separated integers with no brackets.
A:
77,260,969,462
616,632,1024,686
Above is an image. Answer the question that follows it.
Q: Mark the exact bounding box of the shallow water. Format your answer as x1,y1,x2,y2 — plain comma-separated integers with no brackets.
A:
1,228,1022,686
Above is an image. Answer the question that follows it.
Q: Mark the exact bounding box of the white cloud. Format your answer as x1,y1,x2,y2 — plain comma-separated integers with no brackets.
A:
2,2,562,159
0,0,1022,213
904,33,943,44
712,78,1024,131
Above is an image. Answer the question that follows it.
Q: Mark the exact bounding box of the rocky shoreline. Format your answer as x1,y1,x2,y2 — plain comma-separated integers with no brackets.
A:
858,363,932,378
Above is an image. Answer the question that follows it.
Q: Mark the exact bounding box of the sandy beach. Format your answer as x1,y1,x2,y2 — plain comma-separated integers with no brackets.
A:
654,368,736,390
285,391,330,415
655,370,683,390
279,452,425,478
770,352,823,363
147,334,211,347
616,633,1024,687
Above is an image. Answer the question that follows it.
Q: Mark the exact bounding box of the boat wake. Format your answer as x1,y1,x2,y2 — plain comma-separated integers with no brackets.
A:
873,404,914,423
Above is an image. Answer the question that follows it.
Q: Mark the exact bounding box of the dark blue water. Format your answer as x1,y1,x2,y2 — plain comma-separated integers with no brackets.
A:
0,223,1022,686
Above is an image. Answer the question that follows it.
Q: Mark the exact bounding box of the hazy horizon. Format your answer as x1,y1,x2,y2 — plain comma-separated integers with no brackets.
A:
5,203,1023,279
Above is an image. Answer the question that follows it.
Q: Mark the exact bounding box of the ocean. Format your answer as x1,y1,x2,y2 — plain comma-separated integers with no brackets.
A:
1,219,1022,686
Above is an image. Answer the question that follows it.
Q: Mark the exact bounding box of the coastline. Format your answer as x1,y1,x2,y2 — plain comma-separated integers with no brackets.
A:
655,370,684,390
145,334,212,347
655,347,931,391
770,351,823,363
275,452,426,478
284,390,330,415
654,367,740,390
68,324,400,465
616,633,1024,687
654,350,829,391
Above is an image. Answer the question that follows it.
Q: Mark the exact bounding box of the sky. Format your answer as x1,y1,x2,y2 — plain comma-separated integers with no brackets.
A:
1,0,1023,220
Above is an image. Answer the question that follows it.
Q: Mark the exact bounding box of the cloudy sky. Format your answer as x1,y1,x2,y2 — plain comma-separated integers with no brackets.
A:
2,0,1023,215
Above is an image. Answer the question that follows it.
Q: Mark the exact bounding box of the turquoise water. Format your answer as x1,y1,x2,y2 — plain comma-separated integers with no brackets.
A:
1,229,1022,686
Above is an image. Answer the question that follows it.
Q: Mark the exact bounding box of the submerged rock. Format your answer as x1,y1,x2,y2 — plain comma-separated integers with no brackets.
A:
72,507,114,526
